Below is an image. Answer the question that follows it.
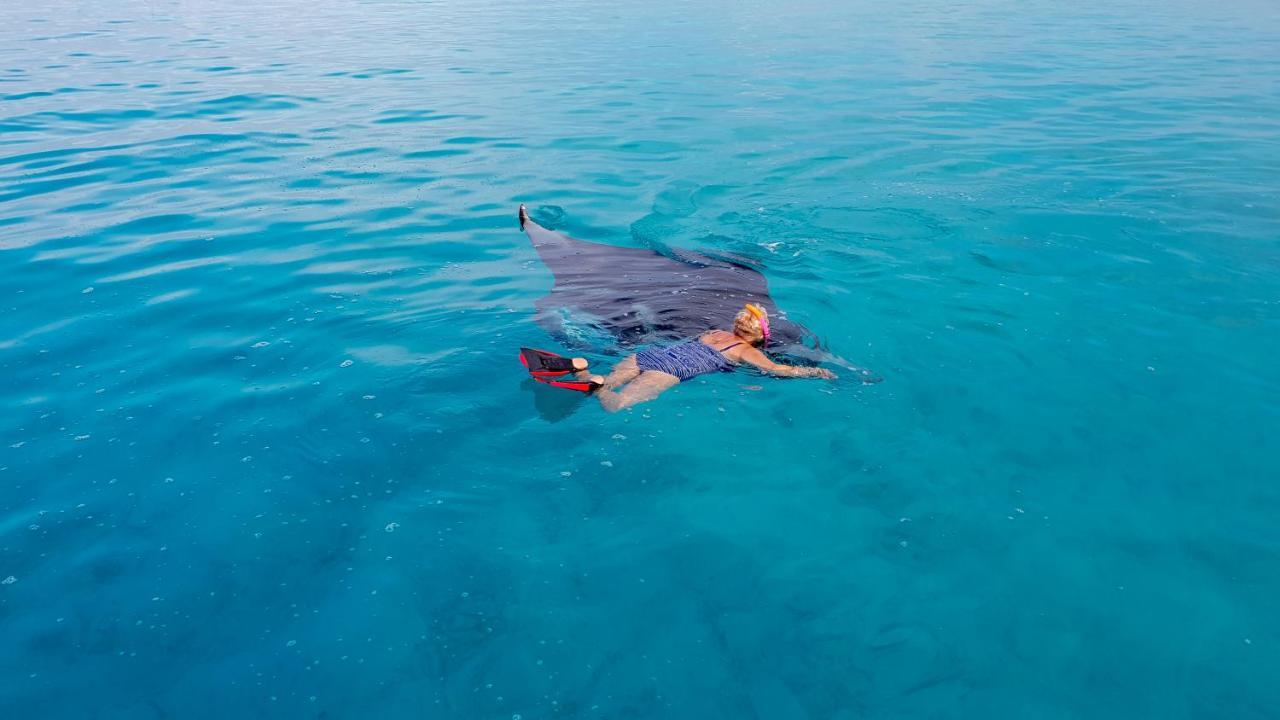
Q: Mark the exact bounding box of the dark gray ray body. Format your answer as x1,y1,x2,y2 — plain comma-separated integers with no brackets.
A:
521,210,818,353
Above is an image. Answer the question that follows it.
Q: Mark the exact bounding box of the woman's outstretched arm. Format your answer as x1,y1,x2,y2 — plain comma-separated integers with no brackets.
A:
735,346,836,379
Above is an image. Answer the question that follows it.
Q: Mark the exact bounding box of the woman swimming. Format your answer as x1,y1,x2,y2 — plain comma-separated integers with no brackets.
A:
572,303,835,412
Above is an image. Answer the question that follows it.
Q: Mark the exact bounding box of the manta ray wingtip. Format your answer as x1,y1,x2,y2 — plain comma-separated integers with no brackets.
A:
518,203,529,230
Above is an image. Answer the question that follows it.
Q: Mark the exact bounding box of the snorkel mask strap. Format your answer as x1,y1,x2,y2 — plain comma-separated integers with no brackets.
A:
744,303,770,346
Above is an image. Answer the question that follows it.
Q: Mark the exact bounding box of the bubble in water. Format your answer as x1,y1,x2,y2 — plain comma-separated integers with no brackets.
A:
340,360,353,368
82,287,94,294
252,341,270,348
1,576,16,585
286,639,297,647
384,522,399,532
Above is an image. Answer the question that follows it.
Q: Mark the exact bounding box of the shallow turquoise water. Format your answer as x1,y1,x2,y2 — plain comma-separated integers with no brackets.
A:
3,0,1279,717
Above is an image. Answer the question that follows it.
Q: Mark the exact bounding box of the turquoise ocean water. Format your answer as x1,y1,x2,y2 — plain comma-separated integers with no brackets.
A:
2,0,1279,717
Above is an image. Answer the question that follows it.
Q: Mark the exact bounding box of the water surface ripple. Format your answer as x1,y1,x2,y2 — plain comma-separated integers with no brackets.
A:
2,0,1279,717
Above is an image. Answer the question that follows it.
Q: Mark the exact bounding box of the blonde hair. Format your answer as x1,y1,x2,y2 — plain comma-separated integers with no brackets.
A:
733,306,765,339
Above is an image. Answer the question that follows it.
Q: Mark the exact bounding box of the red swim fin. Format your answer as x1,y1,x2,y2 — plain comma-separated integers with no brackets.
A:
519,347,600,393
534,376,601,393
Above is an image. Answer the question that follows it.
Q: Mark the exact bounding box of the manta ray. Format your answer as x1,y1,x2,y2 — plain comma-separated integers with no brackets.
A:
519,204,817,349
518,205,881,383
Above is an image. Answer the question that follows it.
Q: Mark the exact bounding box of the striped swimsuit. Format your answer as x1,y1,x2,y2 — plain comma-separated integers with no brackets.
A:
635,339,743,382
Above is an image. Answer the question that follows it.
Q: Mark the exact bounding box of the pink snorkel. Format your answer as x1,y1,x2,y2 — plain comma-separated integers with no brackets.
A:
744,303,770,347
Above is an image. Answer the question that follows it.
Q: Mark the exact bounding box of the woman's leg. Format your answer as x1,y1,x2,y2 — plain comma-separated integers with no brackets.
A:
601,355,641,389
597,371,680,413
576,354,641,390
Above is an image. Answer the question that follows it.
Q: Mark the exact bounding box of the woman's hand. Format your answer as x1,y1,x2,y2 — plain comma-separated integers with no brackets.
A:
808,367,837,380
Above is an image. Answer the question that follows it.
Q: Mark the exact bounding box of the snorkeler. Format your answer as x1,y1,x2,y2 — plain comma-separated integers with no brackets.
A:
521,303,835,412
